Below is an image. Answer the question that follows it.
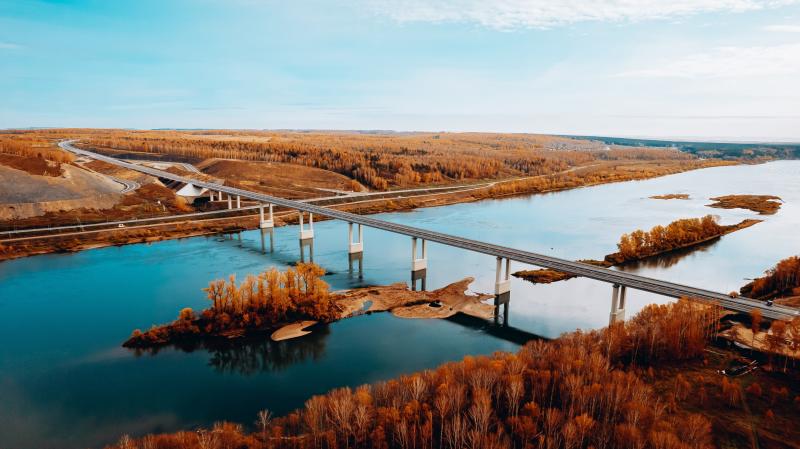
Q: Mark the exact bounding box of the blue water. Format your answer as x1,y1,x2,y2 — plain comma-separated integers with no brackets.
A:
1,160,799,448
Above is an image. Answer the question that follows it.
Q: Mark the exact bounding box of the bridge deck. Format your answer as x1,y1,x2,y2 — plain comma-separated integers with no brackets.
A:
60,141,799,321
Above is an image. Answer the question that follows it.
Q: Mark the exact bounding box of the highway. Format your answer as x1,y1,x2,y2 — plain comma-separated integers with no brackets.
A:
59,141,800,321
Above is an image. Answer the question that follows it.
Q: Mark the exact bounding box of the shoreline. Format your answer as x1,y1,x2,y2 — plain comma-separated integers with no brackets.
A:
1,159,734,262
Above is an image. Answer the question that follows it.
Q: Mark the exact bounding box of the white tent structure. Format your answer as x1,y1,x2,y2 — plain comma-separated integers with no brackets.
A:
175,182,209,202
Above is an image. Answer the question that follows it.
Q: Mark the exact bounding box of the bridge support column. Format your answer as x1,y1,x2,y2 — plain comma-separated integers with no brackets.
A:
411,237,427,291
299,238,314,263
259,204,274,229
210,192,215,202
494,257,511,326
348,222,363,255
219,190,224,202
260,228,274,253
609,284,626,325
349,251,363,279
236,195,241,208
227,195,232,209
299,212,314,241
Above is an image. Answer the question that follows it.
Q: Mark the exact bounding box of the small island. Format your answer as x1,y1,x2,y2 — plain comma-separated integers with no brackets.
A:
124,263,493,348
708,194,783,215
650,193,690,200
515,215,759,284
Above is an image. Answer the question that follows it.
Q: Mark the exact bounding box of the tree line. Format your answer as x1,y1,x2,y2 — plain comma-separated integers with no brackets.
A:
15,129,698,191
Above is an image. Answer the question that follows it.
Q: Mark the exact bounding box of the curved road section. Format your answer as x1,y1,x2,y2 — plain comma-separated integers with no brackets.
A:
59,140,799,321
108,175,140,193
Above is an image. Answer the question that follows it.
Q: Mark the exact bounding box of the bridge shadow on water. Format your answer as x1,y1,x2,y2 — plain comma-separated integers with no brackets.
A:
445,313,547,346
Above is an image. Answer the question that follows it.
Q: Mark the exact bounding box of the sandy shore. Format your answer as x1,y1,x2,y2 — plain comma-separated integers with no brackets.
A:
271,320,318,341
273,278,494,341
336,277,494,320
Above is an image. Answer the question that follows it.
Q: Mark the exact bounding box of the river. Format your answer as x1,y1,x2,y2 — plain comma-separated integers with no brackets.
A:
1,161,799,449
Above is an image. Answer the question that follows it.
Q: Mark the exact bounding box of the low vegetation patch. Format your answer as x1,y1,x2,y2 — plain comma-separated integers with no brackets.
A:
708,195,783,215
651,193,690,200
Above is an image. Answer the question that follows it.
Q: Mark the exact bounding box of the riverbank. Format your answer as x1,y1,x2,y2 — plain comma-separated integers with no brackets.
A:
1,158,735,262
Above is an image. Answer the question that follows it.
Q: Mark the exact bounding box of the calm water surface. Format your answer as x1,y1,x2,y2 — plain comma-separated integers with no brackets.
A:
1,161,799,448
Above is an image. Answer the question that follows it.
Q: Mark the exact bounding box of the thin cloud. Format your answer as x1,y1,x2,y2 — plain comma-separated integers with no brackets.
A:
764,24,800,32
0,41,23,49
363,0,798,29
618,42,800,78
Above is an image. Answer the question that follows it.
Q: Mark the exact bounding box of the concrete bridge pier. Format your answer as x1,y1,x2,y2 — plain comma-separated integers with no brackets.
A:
299,212,314,242
218,190,224,202
494,257,511,326
411,237,427,291
236,195,241,208
348,222,363,255
227,195,232,209
210,192,215,202
609,284,627,325
348,252,363,279
259,228,274,253
259,204,274,229
299,239,314,263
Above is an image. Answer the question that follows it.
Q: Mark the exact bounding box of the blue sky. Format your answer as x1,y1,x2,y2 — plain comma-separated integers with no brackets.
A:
1,0,799,141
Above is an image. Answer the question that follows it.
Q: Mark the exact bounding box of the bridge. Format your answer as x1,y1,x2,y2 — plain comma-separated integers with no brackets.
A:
58,141,800,323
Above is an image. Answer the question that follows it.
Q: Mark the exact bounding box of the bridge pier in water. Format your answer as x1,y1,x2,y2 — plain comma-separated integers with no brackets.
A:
258,204,275,253
259,204,274,229
299,239,314,263
298,212,314,261
494,257,511,326
348,252,363,279
298,212,314,242
609,284,627,325
348,222,363,255
259,228,274,253
410,237,427,291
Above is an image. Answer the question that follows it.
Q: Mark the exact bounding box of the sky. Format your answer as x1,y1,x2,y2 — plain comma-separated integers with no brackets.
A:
1,0,799,141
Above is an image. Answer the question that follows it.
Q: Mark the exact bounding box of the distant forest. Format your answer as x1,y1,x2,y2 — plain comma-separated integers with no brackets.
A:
566,135,800,160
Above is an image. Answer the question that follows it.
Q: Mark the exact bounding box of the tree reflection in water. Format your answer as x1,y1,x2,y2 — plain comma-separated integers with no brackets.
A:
127,324,331,375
